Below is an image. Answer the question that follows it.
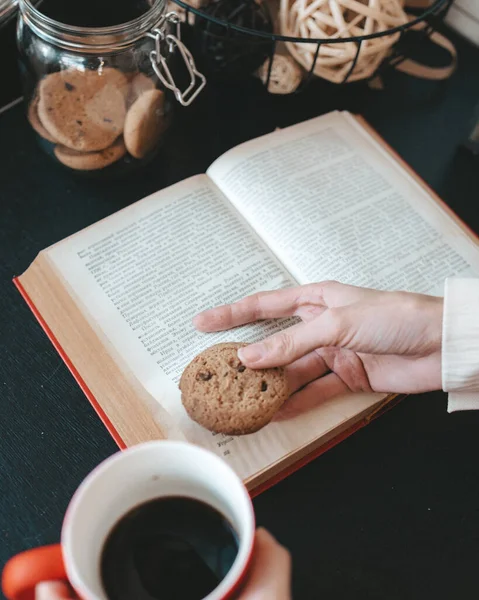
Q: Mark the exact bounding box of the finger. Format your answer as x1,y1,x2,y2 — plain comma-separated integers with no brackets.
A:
292,304,326,323
35,581,75,600
238,528,291,600
238,293,419,368
361,352,442,393
275,373,349,421
284,351,329,395
238,311,348,368
310,280,380,309
285,281,379,322
193,282,379,333
317,347,372,394
193,285,316,332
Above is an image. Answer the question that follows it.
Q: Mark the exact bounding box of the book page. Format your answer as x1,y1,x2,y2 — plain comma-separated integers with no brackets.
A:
208,111,479,293
46,174,382,481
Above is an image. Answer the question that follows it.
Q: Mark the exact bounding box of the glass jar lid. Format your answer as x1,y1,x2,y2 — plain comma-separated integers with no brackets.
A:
0,0,39,28
19,0,168,51
0,0,17,27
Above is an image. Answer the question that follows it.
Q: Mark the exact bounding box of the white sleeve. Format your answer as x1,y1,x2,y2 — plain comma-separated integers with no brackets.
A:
442,278,479,412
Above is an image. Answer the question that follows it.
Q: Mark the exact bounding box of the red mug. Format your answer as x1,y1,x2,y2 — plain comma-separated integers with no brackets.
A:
2,441,255,600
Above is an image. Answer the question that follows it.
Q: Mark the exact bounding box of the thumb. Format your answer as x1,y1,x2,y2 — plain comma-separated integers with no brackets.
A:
35,581,76,600
237,528,291,600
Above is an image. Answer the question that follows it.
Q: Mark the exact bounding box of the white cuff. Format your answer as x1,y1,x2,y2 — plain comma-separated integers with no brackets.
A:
447,391,479,413
443,278,479,411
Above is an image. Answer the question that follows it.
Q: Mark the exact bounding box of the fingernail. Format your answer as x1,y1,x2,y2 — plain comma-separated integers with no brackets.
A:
238,344,265,364
192,313,209,330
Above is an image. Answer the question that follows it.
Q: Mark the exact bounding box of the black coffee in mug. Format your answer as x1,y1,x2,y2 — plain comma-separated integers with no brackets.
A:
100,496,239,600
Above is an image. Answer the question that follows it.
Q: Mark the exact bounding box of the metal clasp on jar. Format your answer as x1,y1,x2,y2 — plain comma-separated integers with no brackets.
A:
147,12,206,107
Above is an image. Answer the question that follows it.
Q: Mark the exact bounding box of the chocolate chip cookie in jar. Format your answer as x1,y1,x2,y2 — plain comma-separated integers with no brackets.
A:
17,0,205,175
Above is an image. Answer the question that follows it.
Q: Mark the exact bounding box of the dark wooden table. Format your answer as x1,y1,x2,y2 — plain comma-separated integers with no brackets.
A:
1,25,479,600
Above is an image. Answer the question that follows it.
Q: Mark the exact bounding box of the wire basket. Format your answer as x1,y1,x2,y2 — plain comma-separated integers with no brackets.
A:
170,0,453,92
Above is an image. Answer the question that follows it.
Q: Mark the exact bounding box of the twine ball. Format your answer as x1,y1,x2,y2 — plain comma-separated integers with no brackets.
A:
280,0,408,83
256,53,303,94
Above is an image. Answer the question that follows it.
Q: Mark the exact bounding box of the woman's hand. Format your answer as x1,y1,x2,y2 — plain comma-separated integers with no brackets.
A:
34,529,291,600
35,581,76,599
194,281,443,416
237,528,291,599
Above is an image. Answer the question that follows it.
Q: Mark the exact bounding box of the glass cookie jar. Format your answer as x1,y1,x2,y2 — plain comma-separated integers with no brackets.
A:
17,0,205,175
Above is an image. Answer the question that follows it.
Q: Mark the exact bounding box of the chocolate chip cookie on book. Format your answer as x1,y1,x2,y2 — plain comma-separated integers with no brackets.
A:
180,342,289,435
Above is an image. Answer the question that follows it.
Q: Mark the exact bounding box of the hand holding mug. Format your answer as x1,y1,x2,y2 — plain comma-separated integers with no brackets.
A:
3,442,260,600
31,529,292,600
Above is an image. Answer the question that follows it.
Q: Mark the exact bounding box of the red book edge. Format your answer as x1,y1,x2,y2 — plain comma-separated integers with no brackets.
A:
249,395,402,497
13,275,402,497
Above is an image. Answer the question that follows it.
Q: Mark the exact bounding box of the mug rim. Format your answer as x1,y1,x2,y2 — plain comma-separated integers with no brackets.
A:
61,441,255,600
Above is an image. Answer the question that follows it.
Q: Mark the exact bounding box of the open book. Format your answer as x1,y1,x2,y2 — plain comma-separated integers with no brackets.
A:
15,111,479,493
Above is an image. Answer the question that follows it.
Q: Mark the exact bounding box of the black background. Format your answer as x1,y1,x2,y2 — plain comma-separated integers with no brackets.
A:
1,15,479,600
